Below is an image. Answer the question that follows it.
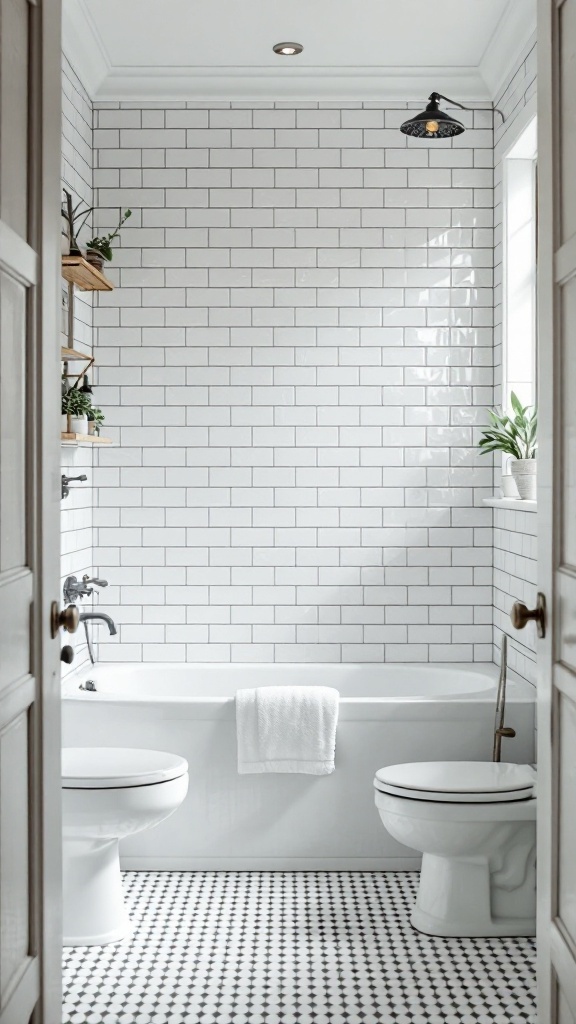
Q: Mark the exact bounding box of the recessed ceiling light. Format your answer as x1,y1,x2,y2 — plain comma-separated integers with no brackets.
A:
273,42,303,56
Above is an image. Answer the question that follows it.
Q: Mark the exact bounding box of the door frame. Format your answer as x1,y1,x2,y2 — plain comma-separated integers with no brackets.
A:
30,0,63,1019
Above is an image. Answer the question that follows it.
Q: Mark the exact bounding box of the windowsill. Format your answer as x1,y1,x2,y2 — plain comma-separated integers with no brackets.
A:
483,497,537,513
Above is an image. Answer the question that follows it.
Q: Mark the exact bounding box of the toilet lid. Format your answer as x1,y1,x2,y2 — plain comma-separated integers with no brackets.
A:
62,747,189,789
374,761,536,803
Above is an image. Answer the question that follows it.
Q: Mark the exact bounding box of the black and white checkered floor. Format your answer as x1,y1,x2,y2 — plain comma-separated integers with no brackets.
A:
62,871,536,1024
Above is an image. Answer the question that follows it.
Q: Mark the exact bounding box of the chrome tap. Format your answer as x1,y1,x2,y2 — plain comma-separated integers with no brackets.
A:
63,574,108,604
79,611,117,635
79,611,117,665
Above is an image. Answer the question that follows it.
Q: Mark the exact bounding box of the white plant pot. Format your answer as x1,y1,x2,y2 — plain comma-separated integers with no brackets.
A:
510,459,537,500
69,415,88,436
501,474,519,499
61,413,68,433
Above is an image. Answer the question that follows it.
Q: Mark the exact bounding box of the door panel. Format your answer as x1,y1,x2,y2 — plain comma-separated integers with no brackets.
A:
558,691,576,945
538,0,576,1020
558,989,576,1024
561,274,576,568
0,0,62,1020
560,0,576,245
0,712,30,1002
0,268,27,572
0,0,29,236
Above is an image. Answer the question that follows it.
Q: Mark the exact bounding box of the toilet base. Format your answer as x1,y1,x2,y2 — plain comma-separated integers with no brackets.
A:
412,851,536,938
63,838,130,947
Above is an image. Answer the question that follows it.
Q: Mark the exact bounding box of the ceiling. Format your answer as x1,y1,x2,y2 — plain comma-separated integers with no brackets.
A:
63,0,536,102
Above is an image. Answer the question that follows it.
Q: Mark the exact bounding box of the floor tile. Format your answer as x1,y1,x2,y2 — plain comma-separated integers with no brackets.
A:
62,871,536,1024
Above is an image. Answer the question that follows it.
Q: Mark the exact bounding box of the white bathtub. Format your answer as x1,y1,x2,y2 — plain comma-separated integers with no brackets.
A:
61,662,536,871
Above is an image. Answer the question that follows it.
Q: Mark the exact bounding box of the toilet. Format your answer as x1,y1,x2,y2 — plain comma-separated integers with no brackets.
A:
62,747,189,947
374,761,537,938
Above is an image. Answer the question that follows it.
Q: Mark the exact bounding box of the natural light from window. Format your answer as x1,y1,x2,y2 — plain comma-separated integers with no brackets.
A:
503,116,537,411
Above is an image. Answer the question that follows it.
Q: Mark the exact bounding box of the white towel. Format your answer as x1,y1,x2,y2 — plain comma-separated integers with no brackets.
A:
236,685,339,775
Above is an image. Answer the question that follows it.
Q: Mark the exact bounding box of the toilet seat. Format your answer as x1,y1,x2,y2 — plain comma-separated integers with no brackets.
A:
62,747,189,789
374,761,536,803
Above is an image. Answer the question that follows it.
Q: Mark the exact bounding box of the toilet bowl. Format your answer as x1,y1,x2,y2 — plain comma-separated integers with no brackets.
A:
374,761,536,938
62,747,189,946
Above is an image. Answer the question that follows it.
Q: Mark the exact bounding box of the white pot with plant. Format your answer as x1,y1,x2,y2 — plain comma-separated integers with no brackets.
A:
63,387,92,436
478,392,537,500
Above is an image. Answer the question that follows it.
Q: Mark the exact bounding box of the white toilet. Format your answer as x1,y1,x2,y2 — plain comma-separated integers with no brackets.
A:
374,761,537,938
62,747,189,947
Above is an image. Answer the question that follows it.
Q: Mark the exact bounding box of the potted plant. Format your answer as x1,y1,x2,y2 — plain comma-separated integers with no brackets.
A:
478,392,537,500
63,387,92,435
85,209,131,271
87,406,105,436
62,189,97,257
61,389,69,432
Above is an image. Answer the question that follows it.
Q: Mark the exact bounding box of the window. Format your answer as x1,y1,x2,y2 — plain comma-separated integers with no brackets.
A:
503,116,537,410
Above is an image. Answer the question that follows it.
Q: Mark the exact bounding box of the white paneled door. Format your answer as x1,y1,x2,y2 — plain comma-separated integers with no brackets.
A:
538,1,576,1021
0,0,62,1022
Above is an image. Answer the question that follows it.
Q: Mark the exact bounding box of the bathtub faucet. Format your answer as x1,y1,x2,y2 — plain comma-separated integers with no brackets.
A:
79,611,117,635
79,611,117,665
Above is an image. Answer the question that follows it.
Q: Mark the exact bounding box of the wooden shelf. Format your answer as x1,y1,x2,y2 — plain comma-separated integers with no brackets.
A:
61,347,93,362
61,433,113,446
62,256,114,292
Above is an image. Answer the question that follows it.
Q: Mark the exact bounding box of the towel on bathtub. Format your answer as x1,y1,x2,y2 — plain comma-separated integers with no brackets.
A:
236,686,339,775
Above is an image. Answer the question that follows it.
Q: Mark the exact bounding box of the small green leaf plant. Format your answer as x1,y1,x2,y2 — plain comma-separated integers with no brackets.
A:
478,391,537,460
86,209,132,262
62,388,92,418
87,406,105,435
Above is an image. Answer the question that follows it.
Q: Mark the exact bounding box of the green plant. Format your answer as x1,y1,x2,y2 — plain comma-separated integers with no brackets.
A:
62,189,97,255
478,391,537,460
88,406,105,435
62,388,92,418
86,209,132,262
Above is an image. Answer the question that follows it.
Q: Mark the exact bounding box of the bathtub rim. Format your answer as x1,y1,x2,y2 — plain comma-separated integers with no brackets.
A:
61,660,535,712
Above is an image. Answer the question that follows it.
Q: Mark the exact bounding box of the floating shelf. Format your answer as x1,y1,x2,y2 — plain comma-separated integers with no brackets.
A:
61,347,93,362
61,256,114,292
61,433,113,446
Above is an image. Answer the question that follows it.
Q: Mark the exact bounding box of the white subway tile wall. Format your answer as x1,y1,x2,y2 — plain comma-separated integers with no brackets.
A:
493,36,538,682
493,507,537,684
91,99,496,665
60,55,95,673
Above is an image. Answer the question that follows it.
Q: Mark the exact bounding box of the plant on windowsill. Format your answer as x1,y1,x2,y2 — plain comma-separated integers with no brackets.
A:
87,406,105,436
62,387,92,435
478,391,537,500
85,209,132,271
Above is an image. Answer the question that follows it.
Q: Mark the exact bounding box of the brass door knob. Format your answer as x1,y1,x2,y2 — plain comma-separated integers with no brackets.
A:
50,602,80,639
510,593,546,639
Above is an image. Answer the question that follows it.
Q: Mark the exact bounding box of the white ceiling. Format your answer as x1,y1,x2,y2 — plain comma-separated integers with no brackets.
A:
63,0,536,102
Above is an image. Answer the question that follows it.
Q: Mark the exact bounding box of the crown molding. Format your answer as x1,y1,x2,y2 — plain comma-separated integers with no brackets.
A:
479,0,537,101
93,66,491,104
62,0,110,98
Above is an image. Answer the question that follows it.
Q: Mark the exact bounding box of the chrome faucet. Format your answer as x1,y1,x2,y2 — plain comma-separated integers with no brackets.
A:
63,574,108,604
79,611,117,634
79,611,117,665
493,634,516,762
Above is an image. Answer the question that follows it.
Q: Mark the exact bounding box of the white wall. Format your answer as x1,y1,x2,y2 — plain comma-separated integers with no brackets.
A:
493,35,538,683
90,100,496,664
60,55,95,672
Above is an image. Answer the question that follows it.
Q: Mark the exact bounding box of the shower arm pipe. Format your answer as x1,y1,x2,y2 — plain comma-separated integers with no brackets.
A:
493,634,516,762
431,92,505,126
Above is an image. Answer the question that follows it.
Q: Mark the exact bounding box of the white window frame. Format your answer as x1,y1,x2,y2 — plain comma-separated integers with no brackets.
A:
502,106,538,413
